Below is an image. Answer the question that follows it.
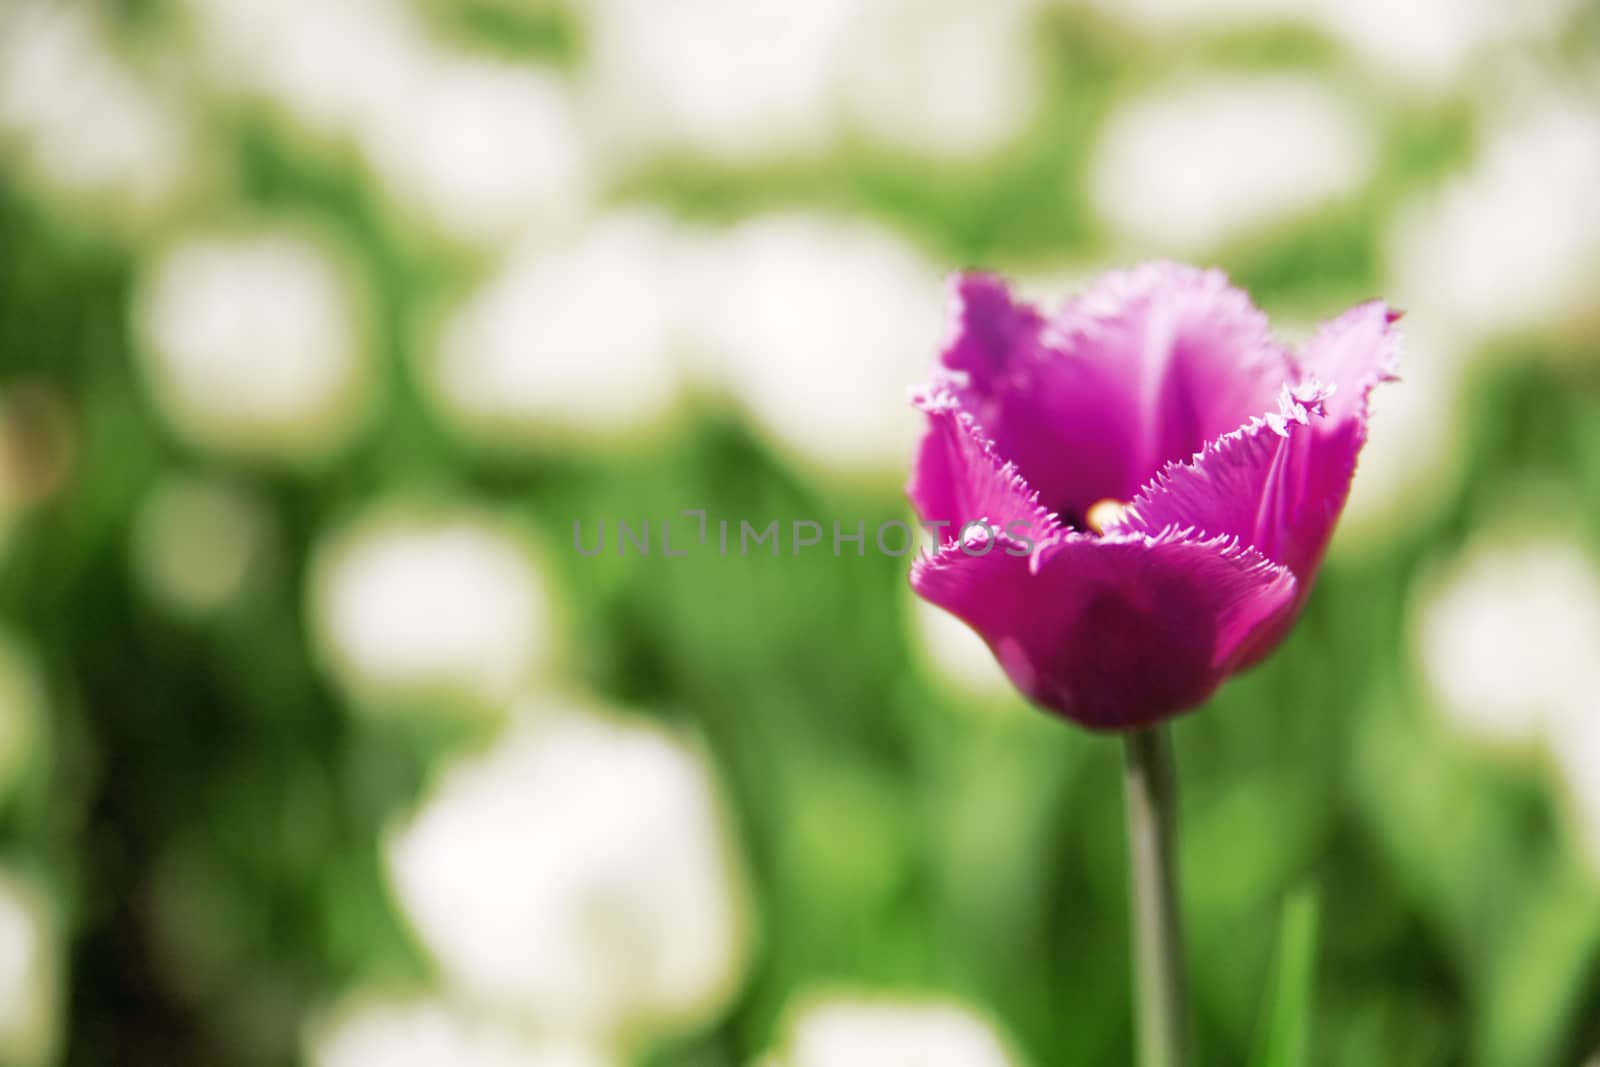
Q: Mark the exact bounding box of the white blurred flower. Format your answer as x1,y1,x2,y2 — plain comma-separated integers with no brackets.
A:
839,0,1039,159
1386,87,1600,346
386,705,750,1040
359,57,590,249
580,0,1036,163
0,872,58,1067
310,993,616,1067
766,995,1021,1067
0,633,42,807
310,511,553,713
428,211,687,443
186,0,589,248
685,214,943,476
1414,537,1600,747
132,230,371,462
131,476,267,619
582,0,855,163
184,0,431,140
0,3,191,220
1415,536,1600,873
1090,75,1374,254
1309,0,1580,92
1067,0,1580,92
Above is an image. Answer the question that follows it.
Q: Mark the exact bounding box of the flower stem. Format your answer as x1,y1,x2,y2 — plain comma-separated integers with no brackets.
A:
1123,725,1186,1067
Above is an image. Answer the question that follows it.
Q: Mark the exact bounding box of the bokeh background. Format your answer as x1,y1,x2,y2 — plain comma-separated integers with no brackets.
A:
1,0,1599,1064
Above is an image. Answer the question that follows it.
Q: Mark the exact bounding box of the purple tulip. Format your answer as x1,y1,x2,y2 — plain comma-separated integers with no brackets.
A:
908,262,1400,730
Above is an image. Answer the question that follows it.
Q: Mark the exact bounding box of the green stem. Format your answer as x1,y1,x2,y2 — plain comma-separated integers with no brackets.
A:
1124,726,1187,1067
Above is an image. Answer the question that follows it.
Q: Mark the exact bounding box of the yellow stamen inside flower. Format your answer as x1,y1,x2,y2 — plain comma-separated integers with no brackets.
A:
1086,498,1129,536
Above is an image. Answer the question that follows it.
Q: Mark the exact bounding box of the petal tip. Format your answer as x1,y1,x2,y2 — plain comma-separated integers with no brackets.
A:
936,271,1044,385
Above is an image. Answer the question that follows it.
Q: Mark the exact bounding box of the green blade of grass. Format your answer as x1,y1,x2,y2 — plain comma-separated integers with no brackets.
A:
1251,889,1322,1067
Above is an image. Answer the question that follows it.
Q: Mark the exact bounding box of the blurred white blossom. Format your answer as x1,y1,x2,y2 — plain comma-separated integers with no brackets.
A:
310,511,553,713
428,211,687,444
386,705,750,1041
0,872,58,1067
131,476,267,619
1415,536,1600,746
1386,85,1600,347
431,206,956,463
0,3,192,221
764,995,1021,1067
1090,75,1374,255
186,0,588,248
684,214,944,475
132,230,372,462
359,57,591,249
1413,536,1600,872
581,0,851,163
580,0,1037,163
838,0,1039,159
1304,0,1579,92
310,993,615,1067
184,0,431,140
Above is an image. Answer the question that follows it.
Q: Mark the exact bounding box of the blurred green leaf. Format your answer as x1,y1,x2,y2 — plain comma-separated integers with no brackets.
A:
1251,890,1321,1067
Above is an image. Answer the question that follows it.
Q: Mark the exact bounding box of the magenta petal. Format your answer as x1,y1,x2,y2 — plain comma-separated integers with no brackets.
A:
1293,300,1401,430
906,389,1060,545
911,532,1298,730
1115,392,1322,574
930,274,1118,519
1046,263,1290,484
1117,301,1400,584
932,265,1291,523
939,272,1045,388
1272,299,1400,580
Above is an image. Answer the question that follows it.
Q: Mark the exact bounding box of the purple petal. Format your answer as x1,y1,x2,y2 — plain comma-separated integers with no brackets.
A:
906,387,1060,547
1117,301,1401,582
1114,387,1326,574
1292,300,1401,429
939,272,1045,386
911,531,1298,730
1050,263,1289,447
930,265,1290,525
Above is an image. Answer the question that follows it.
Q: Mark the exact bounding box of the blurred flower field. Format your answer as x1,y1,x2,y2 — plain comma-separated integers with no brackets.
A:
0,0,1599,1064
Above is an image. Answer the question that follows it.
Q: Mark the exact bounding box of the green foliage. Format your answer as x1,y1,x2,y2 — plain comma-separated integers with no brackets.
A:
1251,891,1320,1067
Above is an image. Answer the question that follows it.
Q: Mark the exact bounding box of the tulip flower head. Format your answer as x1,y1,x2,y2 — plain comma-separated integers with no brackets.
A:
908,263,1399,730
